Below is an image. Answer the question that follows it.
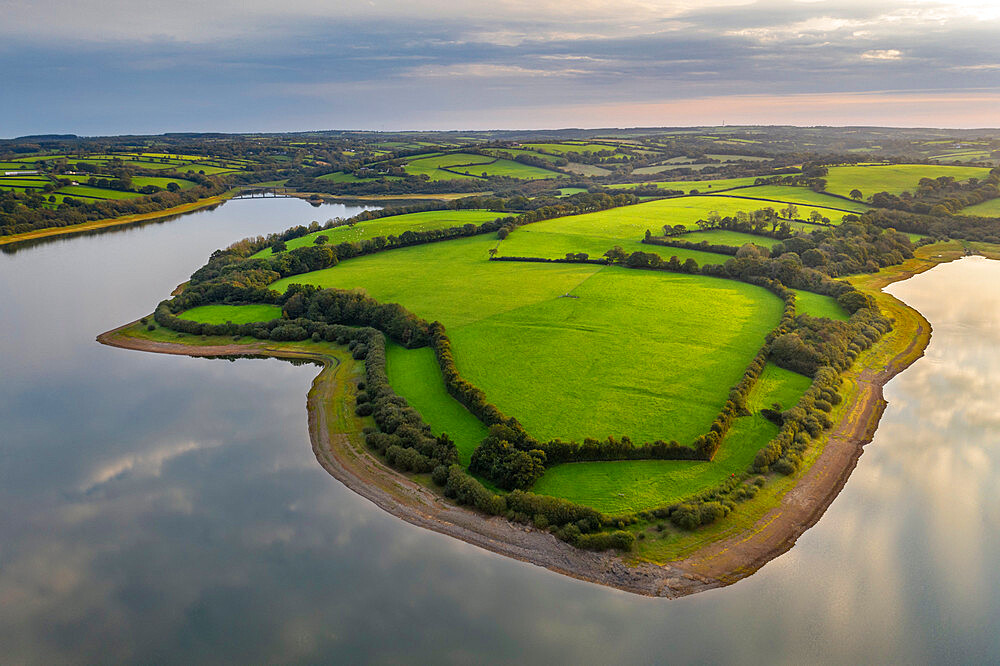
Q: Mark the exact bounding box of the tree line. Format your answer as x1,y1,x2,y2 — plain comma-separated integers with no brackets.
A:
0,178,227,236
867,168,1000,215
657,208,795,238
145,193,911,540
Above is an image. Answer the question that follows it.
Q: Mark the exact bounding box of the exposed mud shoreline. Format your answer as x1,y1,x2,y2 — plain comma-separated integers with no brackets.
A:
98,248,976,597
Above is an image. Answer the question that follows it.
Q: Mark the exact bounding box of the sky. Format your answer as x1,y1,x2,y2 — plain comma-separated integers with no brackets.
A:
1,0,999,136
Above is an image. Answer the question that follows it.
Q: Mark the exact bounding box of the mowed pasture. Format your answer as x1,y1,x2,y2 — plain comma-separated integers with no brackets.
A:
131,176,197,190
824,164,991,199
179,304,283,324
482,148,564,164
959,198,1000,218
402,153,563,181
496,196,858,255
385,343,489,465
251,210,501,257
271,236,784,446
930,149,993,162
522,143,615,155
532,362,811,514
792,289,850,321
23,153,248,175
1,174,196,205
55,185,142,200
449,267,785,445
632,163,727,175
174,164,237,175
5,155,66,162
708,185,870,213
0,178,49,188
271,236,605,329
497,228,731,266
673,229,782,248
402,153,493,180
607,176,762,193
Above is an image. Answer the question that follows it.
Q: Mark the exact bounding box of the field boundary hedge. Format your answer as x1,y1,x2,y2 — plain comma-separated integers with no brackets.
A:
705,193,861,214
145,198,904,539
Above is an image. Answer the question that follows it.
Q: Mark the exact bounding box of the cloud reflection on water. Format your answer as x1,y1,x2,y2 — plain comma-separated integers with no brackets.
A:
1,204,999,663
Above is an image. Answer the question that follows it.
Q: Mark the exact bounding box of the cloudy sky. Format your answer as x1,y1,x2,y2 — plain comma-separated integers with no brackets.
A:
2,0,999,136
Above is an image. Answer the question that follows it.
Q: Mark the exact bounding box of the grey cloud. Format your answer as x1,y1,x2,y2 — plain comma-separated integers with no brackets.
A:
1,1,998,134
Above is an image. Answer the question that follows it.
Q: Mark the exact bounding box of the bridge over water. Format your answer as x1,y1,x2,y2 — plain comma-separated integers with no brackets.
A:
232,186,294,199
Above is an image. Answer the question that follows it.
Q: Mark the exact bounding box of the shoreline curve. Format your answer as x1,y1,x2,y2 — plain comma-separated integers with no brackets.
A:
97,248,984,597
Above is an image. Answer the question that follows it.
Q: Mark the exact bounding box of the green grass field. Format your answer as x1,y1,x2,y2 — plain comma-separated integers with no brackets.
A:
523,143,613,155
495,196,856,251
709,185,870,213
959,198,1000,218
178,304,283,324
0,178,48,188
272,236,603,327
6,155,66,162
450,267,784,445
497,229,731,266
175,164,237,175
318,171,366,183
483,148,564,164
0,174,198,205
65,157,188,172
131,176,197,190
252,210,502,257
402,152,562,181
673,230,781,248
565,163,611,176
607,177,761,193
385,343,489,465
532,362,811,513
792,289,850,320
406,153,486,180
824,164,991,199
930,150,992,161
705,154,771,162
55,185,142,199
132,156,952,516
272,235,783,446
632,163,726,175
474,159,563,179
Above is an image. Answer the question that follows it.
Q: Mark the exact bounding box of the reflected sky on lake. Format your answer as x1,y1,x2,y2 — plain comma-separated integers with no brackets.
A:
1,201,999,664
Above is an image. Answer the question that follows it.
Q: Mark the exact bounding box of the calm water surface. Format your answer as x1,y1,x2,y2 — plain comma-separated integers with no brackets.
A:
1,200,998,664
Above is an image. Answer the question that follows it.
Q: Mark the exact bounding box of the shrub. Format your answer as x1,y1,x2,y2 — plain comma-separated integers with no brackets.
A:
575,530,636,551
431,465,450,486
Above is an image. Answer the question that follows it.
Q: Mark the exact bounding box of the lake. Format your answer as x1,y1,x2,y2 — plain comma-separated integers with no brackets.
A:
1,199,998,664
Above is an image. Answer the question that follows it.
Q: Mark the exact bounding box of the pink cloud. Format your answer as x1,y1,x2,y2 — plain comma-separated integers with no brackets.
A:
476,90,1000,129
